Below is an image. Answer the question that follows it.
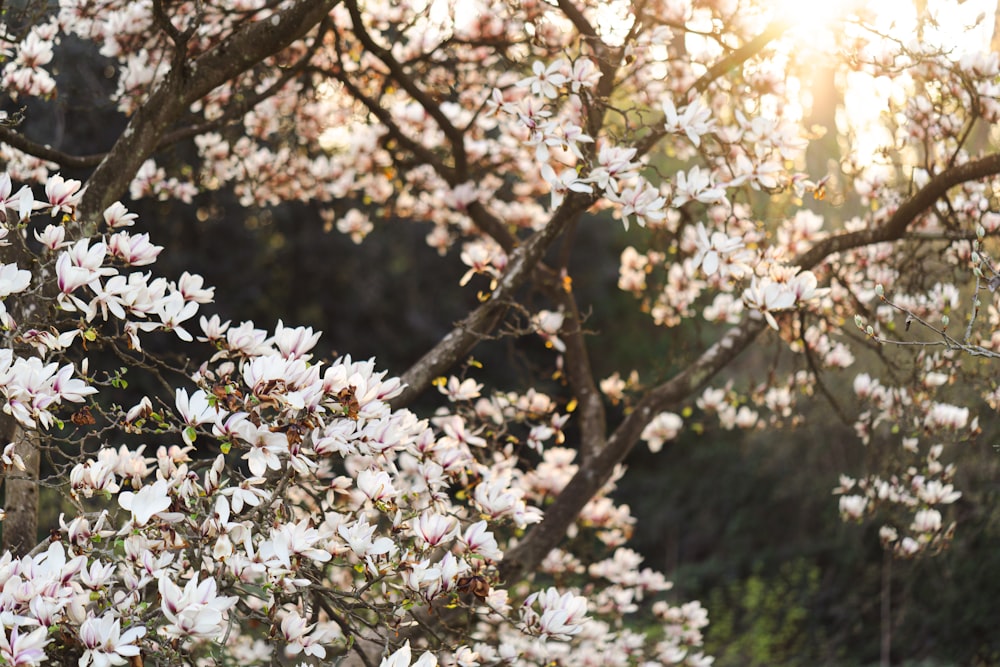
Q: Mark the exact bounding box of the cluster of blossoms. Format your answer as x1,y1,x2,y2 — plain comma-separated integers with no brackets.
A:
0,172,712,666
832,368,975,558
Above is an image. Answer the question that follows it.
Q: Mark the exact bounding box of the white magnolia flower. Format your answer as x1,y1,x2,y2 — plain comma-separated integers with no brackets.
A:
640,412,683,453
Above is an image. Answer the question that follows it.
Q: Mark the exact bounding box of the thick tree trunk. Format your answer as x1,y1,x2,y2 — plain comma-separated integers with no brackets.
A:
1,417,39,556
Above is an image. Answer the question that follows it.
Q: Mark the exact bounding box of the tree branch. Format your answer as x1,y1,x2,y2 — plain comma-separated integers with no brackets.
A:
390,195,595,408
0,126,105,169
633,21,788,158
500,150,1000,581
77,0,341,225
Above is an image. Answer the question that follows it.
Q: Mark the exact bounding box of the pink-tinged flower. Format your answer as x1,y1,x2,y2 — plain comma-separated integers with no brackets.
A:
911,508,942,533
55,252,95,295
158,574,237,640
233,420,288,476
1,442,25,471
102,202,137,229
51,363,98,403
692,223,747,278
198,314,231,342
107,230,162,266
379,641,438,667
414,513,458,548
118,478,171,526
923,402,969,430
357,469,397,503
34,224,67,250
337,516,396,558
177,272,213,303
918,480,961,505
590,144,639,193
262,520,333,569
336,208,373,244
224,320,269,355
78,613,145,667
521,588,589,639
0,624,49,666
124,397,153,424
612,181,667,228
45,173,84,217
152,292,199,341
458,239,505,287
438,376,483,401
280,610,321,659
271,320,321,360
220,476,269,514
569,57,601,92
473,473,541,527
459,521,503,562
71,459,120,496
640,412,683,453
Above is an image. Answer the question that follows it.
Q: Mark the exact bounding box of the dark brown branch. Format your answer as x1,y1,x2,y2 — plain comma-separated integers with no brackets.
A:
543,278,606,465
390,194,595,409
78,0,341,225
159,18,330,149
344,0,469,176
500,319,766,582
795,152,1000,271
0,126,105,168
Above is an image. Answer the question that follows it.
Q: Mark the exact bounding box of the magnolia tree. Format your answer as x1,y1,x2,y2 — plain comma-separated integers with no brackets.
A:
0,0,996,664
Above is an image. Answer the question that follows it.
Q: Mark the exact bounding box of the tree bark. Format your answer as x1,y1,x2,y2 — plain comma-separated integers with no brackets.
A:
1,419,39,557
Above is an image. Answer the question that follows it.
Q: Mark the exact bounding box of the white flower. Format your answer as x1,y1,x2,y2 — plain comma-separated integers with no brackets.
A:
640,412,683,453
45,173,84,216
517,60,568,99
118,479,171,526
662,97,714,147
839,495,868,520
540,164,592,209
672,166,726,207
742,277,796,330
691,223,748,278
379,641,438,667
911,508,942,533
533,309,566,352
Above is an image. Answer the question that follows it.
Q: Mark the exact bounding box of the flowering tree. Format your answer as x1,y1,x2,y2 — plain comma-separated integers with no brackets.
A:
0,0,997,664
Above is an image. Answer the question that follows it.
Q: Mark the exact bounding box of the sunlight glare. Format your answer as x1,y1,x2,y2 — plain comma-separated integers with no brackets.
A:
768,0,862,29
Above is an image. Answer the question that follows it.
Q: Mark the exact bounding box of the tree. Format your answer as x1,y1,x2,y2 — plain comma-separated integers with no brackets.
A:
0,0,995,665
